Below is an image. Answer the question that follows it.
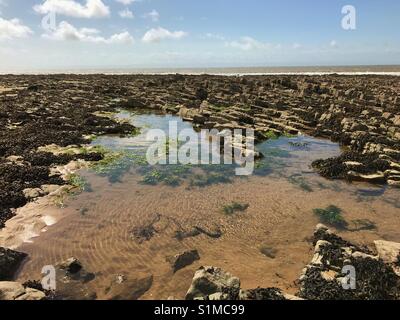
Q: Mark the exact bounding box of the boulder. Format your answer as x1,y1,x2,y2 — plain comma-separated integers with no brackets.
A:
0,282,45,300
16,287,47,300
185,266,240,300
0,247,27,281
5,156,24,163
374,240,400,275
392,115,400,126
41,184,61,195
54,257,96,300
58,257,83,274
22,188,44,199
166,250,200,273
185,266,299,301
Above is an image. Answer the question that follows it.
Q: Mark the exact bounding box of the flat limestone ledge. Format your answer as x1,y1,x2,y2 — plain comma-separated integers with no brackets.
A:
0,282,45,300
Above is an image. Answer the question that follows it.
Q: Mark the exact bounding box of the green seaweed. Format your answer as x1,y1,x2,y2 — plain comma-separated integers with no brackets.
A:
139,164,193,186
190,172,232,187
349,219,377,232
313,205,348,229
288,174,313,192
67,173,90,192
282,132,298,138
222,202,249,215
90,151,125,174
262,131,279,140
141,169,165,185
130,127,141,137
90,148,150,178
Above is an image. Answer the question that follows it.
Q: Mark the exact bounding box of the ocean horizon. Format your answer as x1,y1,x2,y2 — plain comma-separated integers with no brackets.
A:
1,65,400,76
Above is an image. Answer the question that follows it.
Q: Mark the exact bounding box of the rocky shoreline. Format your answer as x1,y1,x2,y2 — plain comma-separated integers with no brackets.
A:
0,74,399,299
1,74,399,228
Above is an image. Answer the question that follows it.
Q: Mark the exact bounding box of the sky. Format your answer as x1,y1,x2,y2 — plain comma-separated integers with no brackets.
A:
0,0,399,71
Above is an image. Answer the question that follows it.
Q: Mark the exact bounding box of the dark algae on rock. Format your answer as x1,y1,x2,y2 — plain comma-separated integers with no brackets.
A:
0,75,139,228
0,247,27,280
222,202,249,215
297,225,400,300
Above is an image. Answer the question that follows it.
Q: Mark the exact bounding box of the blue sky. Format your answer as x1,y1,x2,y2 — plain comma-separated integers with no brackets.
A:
0,0,399,70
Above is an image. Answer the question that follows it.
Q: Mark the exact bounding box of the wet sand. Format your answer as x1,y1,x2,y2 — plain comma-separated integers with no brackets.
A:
14,166,400,299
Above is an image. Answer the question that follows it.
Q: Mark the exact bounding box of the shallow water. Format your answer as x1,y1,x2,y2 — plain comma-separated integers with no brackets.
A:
16,110,400,299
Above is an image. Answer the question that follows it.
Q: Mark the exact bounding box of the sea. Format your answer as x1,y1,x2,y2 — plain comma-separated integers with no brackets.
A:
1,65,400,76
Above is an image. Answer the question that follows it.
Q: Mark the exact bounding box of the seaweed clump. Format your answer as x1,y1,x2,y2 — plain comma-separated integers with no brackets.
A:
297,225,400,300
313,205,348,229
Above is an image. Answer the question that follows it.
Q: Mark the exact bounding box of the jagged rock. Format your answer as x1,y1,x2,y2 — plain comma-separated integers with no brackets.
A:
0,282,45,300
22,188,44,199
54,257,96,300
58,257,83,274
186,266,296,301
0,247,27,281
393,115,400,126
41,184,61,195
374,240,400,275
5,156,23,163
297,225,400,300
166,250,200,273
239,288,286,300
193,114,207,124
185,266,241,300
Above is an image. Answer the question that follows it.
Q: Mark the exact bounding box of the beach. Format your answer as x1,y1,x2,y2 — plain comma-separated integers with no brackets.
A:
0,73,399,300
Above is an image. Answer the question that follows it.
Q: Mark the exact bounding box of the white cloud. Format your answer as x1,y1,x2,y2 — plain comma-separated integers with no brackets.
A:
143,9,159,22
119,8,134,19
227,37,269,51
34,0,110,18
0,17,33,41
43,21,134,44
115,0,137,5
205,33,225,41
292,42,302,49
107,31,134,44
330,40,338,48
142,27,187,43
